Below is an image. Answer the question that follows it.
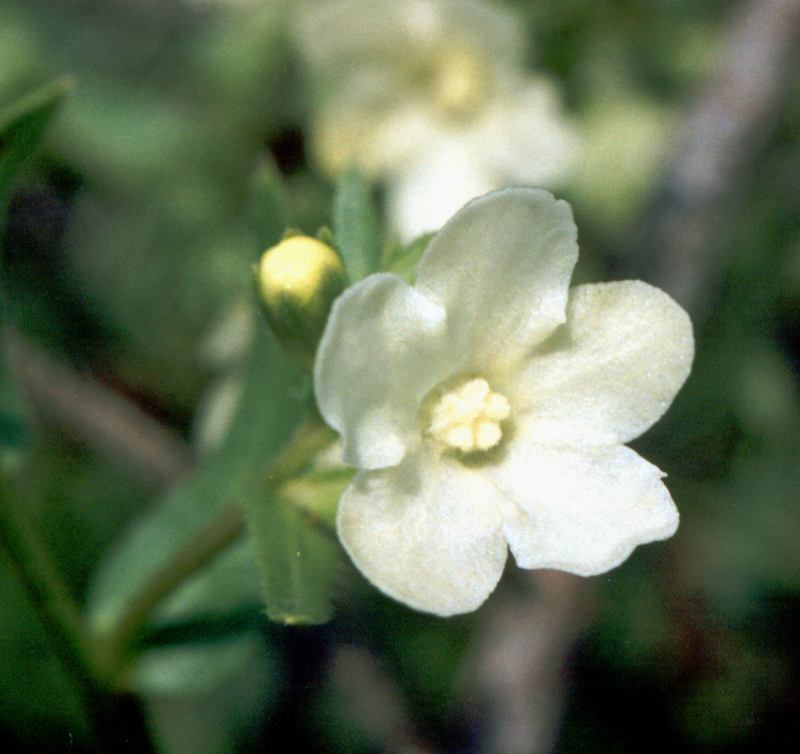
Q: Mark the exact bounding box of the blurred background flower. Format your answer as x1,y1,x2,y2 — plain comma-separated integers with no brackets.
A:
293,0,580,240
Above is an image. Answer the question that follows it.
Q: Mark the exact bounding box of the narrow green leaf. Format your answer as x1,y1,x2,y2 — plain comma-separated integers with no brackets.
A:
249,158,289,252
0,76,73,204
88,318,304,625
331,164,380,282
86,317,306,689
130,634,276,696
243,479,340,625
383,232,434,283
279,466,354,530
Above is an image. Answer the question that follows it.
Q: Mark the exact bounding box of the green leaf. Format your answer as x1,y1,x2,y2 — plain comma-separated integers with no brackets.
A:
86,317,308,690
130,633,274,697
249,158,289,252
331,164,380,282
383,231,434,283
243,478,340,625
279,466,354,530
0,76,73,207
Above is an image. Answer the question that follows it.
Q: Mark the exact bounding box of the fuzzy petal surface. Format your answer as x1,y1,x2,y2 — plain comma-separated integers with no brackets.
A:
507,280,694,445
337,448,508,616
485,443,679,575
314,273,450,469
414,189,577,372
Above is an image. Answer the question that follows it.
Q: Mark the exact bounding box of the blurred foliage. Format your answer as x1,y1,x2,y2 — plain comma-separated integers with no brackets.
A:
0,77,73,217
1,0,799,752
2,0,290,412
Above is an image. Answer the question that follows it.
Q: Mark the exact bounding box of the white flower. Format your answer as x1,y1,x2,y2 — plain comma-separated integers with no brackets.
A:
314,189,694,616
294,0,580,240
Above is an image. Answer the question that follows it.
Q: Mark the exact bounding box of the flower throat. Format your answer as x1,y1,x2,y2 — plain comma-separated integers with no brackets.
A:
425,377,510,453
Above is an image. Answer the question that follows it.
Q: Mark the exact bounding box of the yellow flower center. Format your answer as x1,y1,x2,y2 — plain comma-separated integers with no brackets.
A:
426,45,488,120
427,377,510,453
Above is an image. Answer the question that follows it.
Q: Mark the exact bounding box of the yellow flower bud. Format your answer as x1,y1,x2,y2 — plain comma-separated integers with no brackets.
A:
256,236,347,371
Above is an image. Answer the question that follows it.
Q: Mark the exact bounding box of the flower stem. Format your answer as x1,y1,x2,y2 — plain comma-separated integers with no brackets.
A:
101,417,338,682
0,475,159,752
0,475,96,685
99,501,247,683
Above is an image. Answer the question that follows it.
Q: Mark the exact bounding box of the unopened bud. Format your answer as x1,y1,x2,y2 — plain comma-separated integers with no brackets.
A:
256,236,347,370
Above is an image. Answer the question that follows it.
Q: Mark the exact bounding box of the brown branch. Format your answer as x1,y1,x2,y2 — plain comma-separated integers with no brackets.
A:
458,570,597,754
637,0,800,317
2,325,193,492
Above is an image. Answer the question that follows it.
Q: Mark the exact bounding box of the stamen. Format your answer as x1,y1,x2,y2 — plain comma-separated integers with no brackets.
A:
428,377,510,453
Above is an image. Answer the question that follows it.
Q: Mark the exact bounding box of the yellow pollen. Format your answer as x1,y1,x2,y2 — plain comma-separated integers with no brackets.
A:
428,378,511,453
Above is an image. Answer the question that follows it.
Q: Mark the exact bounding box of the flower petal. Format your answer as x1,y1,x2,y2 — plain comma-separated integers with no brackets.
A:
414,188,578,372
337,449,508,616
314,273,450,469
295,0,524,72
507,280,694,445
484,443,678,575
481,77,581,188
386,140,497,241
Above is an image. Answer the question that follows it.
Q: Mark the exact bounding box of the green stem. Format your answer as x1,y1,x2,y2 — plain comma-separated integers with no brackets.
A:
260,416,338,488
0,476,159,752
99,502,246,683
0,476,96,686
101,417,338,682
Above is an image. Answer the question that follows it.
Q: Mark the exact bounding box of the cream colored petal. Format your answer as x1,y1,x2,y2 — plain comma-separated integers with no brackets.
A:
337,449,508,616
386,141,497,241
314,273,450,470
507,281,694,445
481,77,582,188
371,102,446,173
295,0,523,72
485,443,678,575
294,0,446,70
415,188,578,373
